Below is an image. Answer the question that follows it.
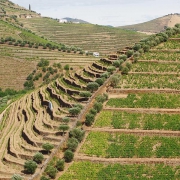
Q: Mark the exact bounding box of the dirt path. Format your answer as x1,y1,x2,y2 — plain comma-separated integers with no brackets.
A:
75,154,180,165
129,72,180,75
104,107,180,114
108,89,180,94
85,127,180,137
54,132,90,180
138,60,180,64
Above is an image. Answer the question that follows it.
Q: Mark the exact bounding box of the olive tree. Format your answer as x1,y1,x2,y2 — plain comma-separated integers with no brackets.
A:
24,160,37,174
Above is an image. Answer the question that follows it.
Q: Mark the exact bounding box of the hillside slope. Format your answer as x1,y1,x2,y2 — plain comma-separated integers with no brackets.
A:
18,17,147,55
0,19,97,90
119,14,180,33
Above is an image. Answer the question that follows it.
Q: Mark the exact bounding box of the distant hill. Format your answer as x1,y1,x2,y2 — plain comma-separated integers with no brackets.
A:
118,14,180,33
61,17,89,24
0,0,40,17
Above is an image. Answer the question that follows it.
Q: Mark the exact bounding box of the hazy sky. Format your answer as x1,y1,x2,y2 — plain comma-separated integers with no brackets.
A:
12,0,180,26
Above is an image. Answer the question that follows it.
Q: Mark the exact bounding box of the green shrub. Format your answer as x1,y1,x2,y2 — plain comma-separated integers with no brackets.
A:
133,44,141,51
95,78,105,86
85,113,95,122
126,62,132,70
69,107,81,116
126,50,134,58
121,67,129,75
33,152,44,164
107,66,116,74
58,124,69,135
96,94,108,103
87,82,99,92
45,165,58,179
38,59,49,67
89,108,97,115
24,160,37,174
100,72,110,79
40,176,50,180
110,74,120,87
69,128,85,142
79,91,92,98
62,117,70,123
67,138,79,151
73,104,83,110
42,143,54,153
56,159,65,171
64,150,74,162
93,102,103,112
64,64,69,70
11,174,23,180
118,55,127,61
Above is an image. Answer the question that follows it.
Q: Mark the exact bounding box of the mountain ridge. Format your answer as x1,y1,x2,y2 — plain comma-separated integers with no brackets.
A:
118,14,180,33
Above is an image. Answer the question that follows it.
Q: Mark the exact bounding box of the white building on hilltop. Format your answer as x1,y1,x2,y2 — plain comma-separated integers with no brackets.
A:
59,19,67,23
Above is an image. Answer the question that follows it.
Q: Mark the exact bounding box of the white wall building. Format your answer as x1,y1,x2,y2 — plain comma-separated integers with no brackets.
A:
59,19,67,23
93,52,100,57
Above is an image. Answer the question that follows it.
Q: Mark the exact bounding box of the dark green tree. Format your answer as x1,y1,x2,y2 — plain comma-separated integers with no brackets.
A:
33,152,44,164
56,159,65,171
69,107,81,116
87,82,99,92
58,124,69,135
42,143,54,153
69,128,85,142
11,174,23,180
24,160,37,174
67,138,79,151
64,150,74,162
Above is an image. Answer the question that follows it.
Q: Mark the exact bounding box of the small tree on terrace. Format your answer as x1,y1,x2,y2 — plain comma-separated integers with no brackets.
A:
59,124,69,135
107,66,116,74
69,128,85,142
40,176,50,180
95,78,105,86
87,82,99,92
45,165,58,179
85,113,95,126
56,159,65,171
121,66,129,75
64,64,69,71
126,50,134,58
64,150,74,162
69,107,81,116
33,152,44,164
67,137,79,151
118,54,127,61
24,160,37,174
11,174,23,180
93,102,103,112
42,143,54,154
110,74,120,88
79,91,91,98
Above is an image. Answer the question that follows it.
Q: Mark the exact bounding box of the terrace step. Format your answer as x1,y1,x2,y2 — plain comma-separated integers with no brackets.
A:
93,61,108,71
56,78,83,96
47,85,73,108
75,70,94,83
83,66,101,78
75,155,180,165
63,76,86,90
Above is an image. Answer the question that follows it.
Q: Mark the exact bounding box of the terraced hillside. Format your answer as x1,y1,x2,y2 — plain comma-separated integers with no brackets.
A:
18,17,147,55
60,30,180,179
0,55,115,179
0,19,98,90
